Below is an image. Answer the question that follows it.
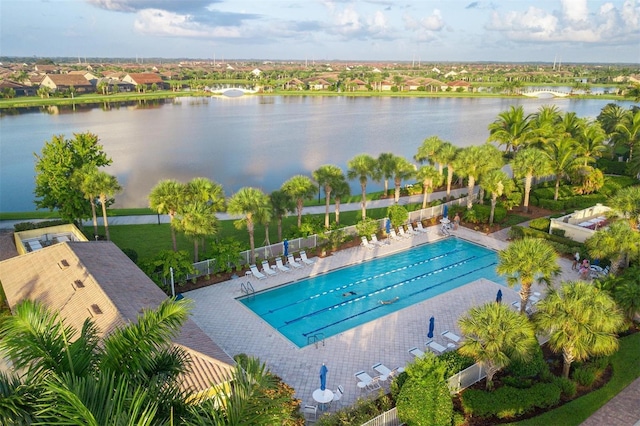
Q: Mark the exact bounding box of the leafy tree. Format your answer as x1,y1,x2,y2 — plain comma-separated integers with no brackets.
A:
416,165,443,209
480,169,514,225
586,221,640,274
512,147,552,213
391,156,416,203
575,120,608,166
608,186,640,229
613,109,640,161
453,145,501,210
75,164,102,238
149,179,186,252
142,249,196,289
496,238,561,315
415,135,444,167
227,187,271,264
597,103,627,135
387,204,409,229
313,164,345,229
331,178,351,225
281,175,316,228
269,189,295,242
34,132,111,224
534,281,624,378
93,170,122,241
487,106,534,153
347,154,378,219
355,217,379,238
435,142,458,200
542,136,581,200
459,302,537,389
376,152,396,196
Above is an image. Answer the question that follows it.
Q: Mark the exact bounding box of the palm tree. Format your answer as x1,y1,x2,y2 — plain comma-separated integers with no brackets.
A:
575,120,608,166
436,142,458,200
512,148,552,213
597,103,627,135
94,171,122,241
269,190,294,242
542,136,581,200
415,165,443,209
281,175,317,228
608,186,640,229
496,238,561,314
613,109,640,161
585,221,640,275
391,156,416,203
175,202,218,262
376,153,396,197
487,106,534,153
0,298,193,424
332,178,351,225
458,302,537,390
76,164,101,238
227,187,271,264
347,154,378,219
149,180,186,251
415,136,444,167
480,169,514,225
313,164,344,229
534,281,624,378
453,145,501,210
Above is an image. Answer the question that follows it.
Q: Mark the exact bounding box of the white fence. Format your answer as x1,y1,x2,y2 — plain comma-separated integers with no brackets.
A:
361,407,401,426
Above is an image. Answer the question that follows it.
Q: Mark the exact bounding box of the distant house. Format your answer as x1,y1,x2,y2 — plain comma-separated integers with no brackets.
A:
34,64,59,74
122,73,165,90
94,77,135,93
283,78,305,90
447,80,472,91
345,78,368,91
40,74,94,93
0,237,236,398
0,80,36,97
307,78,331,90
380,80,393,91
68,70,99,84
251,68,262,77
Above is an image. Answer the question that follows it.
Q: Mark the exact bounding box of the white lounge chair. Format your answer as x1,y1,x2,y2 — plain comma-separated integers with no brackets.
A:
397,226,411,239
354,371,381,391
299,250,315,265
261,260,277,276
426,340,447,354
287,254,303,269
249,264,266,280
408,347,425,358
442,330,461,343
407,223,420,235
415,222,429,233
389,229,402,241
372,363,403,380
370,234,384,246
275,257,290,273
361,236,374,249
332,385,344,406
303,404,317,421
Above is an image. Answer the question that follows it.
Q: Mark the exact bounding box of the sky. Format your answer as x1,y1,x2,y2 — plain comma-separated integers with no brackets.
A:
1,0,639,64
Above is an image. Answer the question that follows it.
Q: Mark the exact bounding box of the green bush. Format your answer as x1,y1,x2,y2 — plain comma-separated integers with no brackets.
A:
517,226,583,250
461,383,561,419
572,366,597,387
14,220,66,232
529,217,551,232
506,344,549,379
388,204,409,228
502,376,534,389
355,217,380,237
553,376,577,398
539,199,565,211
546,241,575,255
550,228,566,237
596,158,629,175
390,371,408,400
121,248,138,264
397,377,453,426
508,226,525,240
437,351,476,377
564,194,607,209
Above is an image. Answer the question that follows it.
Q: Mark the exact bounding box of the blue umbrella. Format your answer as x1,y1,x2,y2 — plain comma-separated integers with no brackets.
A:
427,316,435,339
319,363,328,391
386,219,391,234
284,239,289,257
496,289,503,303
443,205,449,218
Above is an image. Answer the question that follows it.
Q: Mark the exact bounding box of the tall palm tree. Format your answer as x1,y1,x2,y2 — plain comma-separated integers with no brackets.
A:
458,302,537,390
496,238,561,314
430,138,455,175
331,178,351,225
415,165,443,209
76,164,101,239
487,106,534,153
585,221,640,275
542,136,581,200
391,156,416,203
149,180,186,251
597,103,627,137
415,136,444,167
227,187,272,264
313,164,344,229
613,109,640,161
480,169,514,225
608,186,640,229
534,281,624,378
347,154,378,219
453,145,501,210
436,142,458,200
281,175,317,228
94,171,122,241
376,153,396,197
175,202,218,262
575,120,608,166
269,190,294,242
512,147,552,213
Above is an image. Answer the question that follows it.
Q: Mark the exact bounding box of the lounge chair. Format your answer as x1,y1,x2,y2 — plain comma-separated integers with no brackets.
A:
354,371,381,391
408,347,425,358
332,385,344,406
275,257,290,273
415,222,429,233
372,363,403,380
287,254,303,269
299,250,315,265
370,234,385,246
389,229,402,241
397,226,411,239
303,404,317,421
361,236,374,249
426,340,447,354
442,330,461,343
249,264,266,280
407,223,420,235
261,260,277,276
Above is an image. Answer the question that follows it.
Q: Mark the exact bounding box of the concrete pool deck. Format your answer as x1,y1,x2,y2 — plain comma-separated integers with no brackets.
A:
187,226,577,411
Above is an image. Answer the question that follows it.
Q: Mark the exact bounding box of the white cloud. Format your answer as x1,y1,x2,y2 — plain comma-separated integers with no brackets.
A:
133,9,242,38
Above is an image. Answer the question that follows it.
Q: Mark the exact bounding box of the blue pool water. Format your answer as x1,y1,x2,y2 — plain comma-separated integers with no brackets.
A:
239,238,505,348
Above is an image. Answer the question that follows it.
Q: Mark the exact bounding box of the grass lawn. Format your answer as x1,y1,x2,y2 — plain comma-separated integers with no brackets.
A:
513,332,640,426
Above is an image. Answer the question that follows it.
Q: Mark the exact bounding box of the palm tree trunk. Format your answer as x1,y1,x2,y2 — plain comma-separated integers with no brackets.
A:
100,195,110,241
193,240,199,263
562,348,575,379
447,167,454,200
467,177,475,209
384,179,389,196
554,177,561,201
169,211,177,252
523,175,532,213
519,283,531,315
422,185,428,209
297,200,303,227
248,221,256,264
277,216,283,242
360,183,367,219
335,199,341,225
394,178,401,203
90,200,98,238
324,188,331,229
490,196,497,225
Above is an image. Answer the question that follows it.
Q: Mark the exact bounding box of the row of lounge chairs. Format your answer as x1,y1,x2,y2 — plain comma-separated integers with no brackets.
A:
248,251,315,279
354,363,404,392
409,330,461,357
361,222,430,249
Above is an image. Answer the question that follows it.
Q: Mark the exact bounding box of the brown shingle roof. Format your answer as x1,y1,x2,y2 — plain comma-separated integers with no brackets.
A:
0,241,234,393
45,74,92,87
126,73,164,85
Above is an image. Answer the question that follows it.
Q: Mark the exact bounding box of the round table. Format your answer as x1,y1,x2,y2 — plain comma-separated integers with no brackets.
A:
312,388,334,410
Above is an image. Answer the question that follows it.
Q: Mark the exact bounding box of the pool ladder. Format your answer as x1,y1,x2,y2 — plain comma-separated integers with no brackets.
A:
240,281,255,296
308,333,325,349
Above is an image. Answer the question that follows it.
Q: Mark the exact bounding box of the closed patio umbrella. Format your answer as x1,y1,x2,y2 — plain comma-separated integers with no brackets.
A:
319,363,328,391
496,289,503,303
284,239,289,257
428,316,435,339
386,219,391,235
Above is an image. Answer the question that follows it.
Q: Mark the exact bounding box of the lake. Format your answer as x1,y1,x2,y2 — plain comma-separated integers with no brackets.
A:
0,95,634,212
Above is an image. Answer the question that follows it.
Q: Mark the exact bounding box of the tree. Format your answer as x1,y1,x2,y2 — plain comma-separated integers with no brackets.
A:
391,156,416,203
575,120,608,166
331,178,351,225
436,142,458,200
149,180,186,252
496,238,561,314
347,154,378,219
534,281,624,378
376,153,396,196
512,148,552,213
415,136,444,167
453,145,501,210
281,175,317,228
613,109,640,161
269,190,294,242
94,171,122,241
597,103,627,135
608,186,640,229
34,132,112,224
415,165,443,209
480,169,514,225
542,136,581,200
313,164,344,229
487,106,534,153
75,164,101,239
585,221,640,275
227,187,271,264
458,302,537,389
175,202,218,262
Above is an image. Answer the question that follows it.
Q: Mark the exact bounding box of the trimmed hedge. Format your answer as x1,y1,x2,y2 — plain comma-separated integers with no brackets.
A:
528,218,551,232
397,377,453,426
510,226,583,250
461,382,562,419
14,220,66,232
438,351,476,378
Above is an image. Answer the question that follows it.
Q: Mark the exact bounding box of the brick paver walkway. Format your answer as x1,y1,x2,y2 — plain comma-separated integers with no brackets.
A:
581,377,640,426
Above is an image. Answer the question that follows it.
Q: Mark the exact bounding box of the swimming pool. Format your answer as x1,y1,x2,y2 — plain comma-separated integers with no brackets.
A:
239,238,505,348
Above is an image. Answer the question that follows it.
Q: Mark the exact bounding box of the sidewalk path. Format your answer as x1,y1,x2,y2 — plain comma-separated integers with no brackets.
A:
580,377,640,426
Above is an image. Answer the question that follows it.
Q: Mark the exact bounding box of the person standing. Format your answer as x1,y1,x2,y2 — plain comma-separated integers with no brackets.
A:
453,213,460,230
572,252,580,270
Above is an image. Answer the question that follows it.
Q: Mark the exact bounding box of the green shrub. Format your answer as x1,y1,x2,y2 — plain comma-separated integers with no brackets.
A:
529,217,551,232
14,220,66,232
550,228,566,237
438,351,476,377
553,376,577,398
502,376,534,389
572,366,597,387
388,204,409,228
539,199,565,210
390,371,408,400
121,248,138,264
547,241,574,255
592,356,610,370
564,194,607,209
508,226,525,240
355,217,380,237
506,344,549,379
461,383,561,419
397,377,453,426
596,158,629,175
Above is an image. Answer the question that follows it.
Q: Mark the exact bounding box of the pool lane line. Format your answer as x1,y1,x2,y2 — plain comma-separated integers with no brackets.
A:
299,259,498,338
261,249,466,315
283,253,491,327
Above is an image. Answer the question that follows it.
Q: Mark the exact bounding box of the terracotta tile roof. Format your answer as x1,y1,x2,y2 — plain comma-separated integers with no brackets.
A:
125,73,164,85
0,241,235,393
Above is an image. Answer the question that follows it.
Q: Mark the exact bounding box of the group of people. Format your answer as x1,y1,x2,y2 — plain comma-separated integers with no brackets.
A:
572,252,592,279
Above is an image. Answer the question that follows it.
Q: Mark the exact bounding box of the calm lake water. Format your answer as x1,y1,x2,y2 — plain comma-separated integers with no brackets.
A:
0,96,634,212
